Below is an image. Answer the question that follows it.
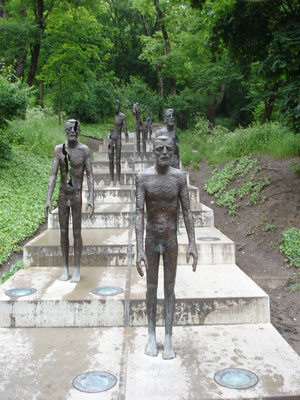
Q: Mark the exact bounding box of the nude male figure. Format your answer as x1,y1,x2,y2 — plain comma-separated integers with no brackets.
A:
133,102,146,155
108,99,128,186
156,108,180,169
44,119,94,283
135,136,198,359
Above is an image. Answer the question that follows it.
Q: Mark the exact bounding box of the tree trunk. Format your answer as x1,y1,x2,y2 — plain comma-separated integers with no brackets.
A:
262,83,279,123
0,0,6,19
27,0,44,86
207,83,226,127
39,80,44,107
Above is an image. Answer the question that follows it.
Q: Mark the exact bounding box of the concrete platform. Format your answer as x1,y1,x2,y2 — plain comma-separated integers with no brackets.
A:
1,324,300,399
47,202,213,229
23,227,235,267
0,264,269,327
93,160,154,172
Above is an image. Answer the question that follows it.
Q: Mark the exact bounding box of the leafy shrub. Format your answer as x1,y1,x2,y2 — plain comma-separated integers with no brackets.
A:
280,228,300,268
0,261,26,285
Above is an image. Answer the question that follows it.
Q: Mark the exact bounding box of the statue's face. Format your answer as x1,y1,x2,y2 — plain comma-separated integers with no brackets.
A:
165,109,174,127
155,137,173,167
65,120,80,142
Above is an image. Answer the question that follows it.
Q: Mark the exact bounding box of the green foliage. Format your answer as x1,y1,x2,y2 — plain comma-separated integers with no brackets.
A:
179,119,300,166
81,122,112,141
0,261,26,285
280,228,300,269
0,145,58,265
204,157,270,215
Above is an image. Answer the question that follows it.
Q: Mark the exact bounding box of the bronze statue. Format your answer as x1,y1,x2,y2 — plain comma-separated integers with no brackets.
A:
44,119,94,283
145,109,153,140
108,100,128,187
156,109,179,169
135,136,198,359
133,102,146,155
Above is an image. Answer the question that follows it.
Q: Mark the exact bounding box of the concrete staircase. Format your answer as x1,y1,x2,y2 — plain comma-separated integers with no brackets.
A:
1,130,300,399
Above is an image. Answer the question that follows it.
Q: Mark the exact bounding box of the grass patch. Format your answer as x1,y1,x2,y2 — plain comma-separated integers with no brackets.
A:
0,261,26,285
178,119,300,166
0,145,59,265
280,228,300,268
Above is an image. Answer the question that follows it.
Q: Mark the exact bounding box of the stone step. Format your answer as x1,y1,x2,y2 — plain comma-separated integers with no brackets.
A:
83,184,200,203
1,324,300,399
93,152,155,162
47,202,213,229
23,227,235,267
92,160,154,172
0,264,269,328
99,141,153,152
88,169,190,186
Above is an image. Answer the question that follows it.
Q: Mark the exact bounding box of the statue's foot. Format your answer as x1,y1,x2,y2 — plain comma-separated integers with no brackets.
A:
163,336,175,360
116,181,120,187
70,269,80,283
59,271,70,281
145,336,158,357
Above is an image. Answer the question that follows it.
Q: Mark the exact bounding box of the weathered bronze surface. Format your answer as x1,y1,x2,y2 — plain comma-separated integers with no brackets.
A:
44,119,94,283
156,109,180,169
145,109,153,140
135,136,198,359
108,100,128,186
133,103,146,155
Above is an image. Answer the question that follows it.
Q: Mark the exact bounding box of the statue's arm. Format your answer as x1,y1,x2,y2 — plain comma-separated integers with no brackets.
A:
135,173,147,276
44,146,60,217
179,173,198,271
84,147,94,215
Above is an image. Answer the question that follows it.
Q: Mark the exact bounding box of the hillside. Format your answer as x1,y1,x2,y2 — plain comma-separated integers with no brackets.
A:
190,156,300,356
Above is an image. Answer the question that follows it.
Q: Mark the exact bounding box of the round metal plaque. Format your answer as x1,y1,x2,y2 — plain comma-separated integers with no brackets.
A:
5,288,36,298
214,368,258,389
92,286,123,296
197,237,220,242
73,371,117,393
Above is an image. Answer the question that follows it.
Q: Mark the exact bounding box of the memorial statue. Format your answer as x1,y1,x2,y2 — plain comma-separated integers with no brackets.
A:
133,102,146,155
135,136,198,359
145,109,153,140
108,100,128,187
44,119,94,283
156,108,179,169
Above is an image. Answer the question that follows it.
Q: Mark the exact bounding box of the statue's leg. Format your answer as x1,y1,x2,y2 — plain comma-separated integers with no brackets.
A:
162,237,178,359
149,126,152,140
70,194,82,283
145,236,160,356
116,139,121,187
142,125,146,154
58,197,70,281
136,123,140,155
108,144,114,186
144,125,148,141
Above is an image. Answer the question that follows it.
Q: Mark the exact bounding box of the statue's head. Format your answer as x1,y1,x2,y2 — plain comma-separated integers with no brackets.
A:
154,136,173,167
116,99,120,113
65,119,80,141
165,108,174,127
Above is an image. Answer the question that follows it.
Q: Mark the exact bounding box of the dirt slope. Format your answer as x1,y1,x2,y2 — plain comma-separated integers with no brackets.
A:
190,155,300,355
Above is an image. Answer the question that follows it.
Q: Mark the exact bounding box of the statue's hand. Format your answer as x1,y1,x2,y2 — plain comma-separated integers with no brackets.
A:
136,250,148,277
44,200,52,218
186,243,198,272
87,200,94,217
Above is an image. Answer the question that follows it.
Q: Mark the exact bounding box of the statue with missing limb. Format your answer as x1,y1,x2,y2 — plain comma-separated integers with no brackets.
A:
133,103,146,155
156,108,179,169
108,100,128,187
44,119,94,283
145,109,153,140
135,136,198,359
